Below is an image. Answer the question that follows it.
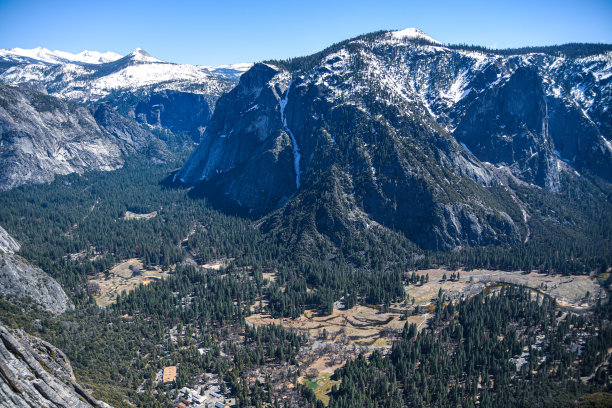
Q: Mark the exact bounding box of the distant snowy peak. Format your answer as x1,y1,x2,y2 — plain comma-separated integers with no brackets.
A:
208,62,254,79
70,50,123,64
126,48,163,63
0,46,122,65
212,62,253,72
389,28,441,45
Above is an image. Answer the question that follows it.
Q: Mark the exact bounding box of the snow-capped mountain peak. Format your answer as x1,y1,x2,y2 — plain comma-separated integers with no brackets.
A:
1,46,59,63
73,50,123,64
127,48,163,63
390,28,441,45
0,46,123,65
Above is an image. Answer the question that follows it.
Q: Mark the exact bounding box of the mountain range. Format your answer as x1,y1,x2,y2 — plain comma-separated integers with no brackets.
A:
0,47,252,189
0,47,251,142
1,29,611,252
174,28,612,251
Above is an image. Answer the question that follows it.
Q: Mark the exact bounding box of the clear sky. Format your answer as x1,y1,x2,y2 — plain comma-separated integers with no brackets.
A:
1,0,611,66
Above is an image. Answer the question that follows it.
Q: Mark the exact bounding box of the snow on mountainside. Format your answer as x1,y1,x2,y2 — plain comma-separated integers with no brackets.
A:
0,46,122,65
176,28,612,251
389,27,442,45
127,48,163,63
0,48,248,105
208,62,255,80
179,28,612,192
0,47,251,145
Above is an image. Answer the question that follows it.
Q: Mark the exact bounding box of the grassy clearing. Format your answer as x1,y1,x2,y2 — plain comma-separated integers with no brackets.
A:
123,210,157,220
201,258,234,270
247,304,410,348
304,373,339,406
409,269,604,309
89,258,170,307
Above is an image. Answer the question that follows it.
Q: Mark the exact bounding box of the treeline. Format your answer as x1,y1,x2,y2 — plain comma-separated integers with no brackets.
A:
264,30,386,72
446,42,612,59
266,261,405,318
420,175,612,275
265,30,611,75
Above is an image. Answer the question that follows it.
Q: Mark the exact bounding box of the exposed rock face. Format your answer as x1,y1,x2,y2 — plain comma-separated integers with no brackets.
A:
0,83,123,190
92,104,157,151
133,90,211,142
177,64,296,212
0,325,111,408
0,226,19,254
91,103,171,162
0,48,243,142
177,63,522,250
0,84,171,190
0,253,72,315
0,226,72,314
455,67,560,191
175,31,611,250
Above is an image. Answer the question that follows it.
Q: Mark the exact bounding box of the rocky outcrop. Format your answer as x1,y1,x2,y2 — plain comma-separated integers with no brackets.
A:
0,253,72,314
92,104,171,162
177,64,296,213
92,104,156,151
0,226,19,254
0,226,71,314
455,67,560,191
0,325,111,408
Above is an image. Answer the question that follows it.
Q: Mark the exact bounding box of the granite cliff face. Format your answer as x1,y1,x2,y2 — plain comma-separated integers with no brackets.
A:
0,48,247,142
0,84,172,190
0,84,123,190
0,226,20,255
176,30,611,250
0,325,111,408
177,63,522,250
0,226,72,315
0,254,73,315
132,90,211,142
454,67,560,190
176,65,298,212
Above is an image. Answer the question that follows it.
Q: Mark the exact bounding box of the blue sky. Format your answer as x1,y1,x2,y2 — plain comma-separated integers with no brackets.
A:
1,0,611,66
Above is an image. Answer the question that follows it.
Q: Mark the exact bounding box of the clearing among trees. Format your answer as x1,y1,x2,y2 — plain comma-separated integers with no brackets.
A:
408,269,605,309
123,210,158,220
88,258,170,307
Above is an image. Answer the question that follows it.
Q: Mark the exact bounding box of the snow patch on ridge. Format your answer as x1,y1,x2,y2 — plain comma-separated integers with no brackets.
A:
390,28,441,45
128,48,163,63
